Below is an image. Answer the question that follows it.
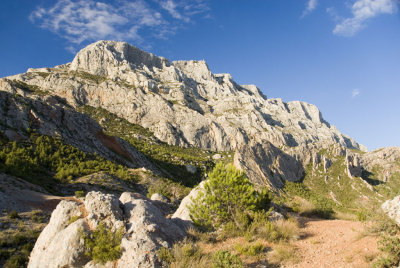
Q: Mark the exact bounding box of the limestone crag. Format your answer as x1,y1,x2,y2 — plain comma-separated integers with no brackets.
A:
0,40,372,188
360,147,400,181
4,40,363,153
28,191,187,268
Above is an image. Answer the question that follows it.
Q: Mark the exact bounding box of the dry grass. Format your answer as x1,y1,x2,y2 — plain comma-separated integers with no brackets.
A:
274,218,300,241
269,243,299,264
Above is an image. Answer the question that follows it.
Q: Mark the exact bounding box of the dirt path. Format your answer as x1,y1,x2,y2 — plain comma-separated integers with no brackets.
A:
285,217,379,268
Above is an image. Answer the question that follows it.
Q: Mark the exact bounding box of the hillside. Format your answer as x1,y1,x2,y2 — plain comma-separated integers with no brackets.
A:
0,40,400,267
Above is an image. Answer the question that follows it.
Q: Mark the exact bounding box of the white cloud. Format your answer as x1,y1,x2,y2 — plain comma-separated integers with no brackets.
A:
352,88,360,98
30,0,208,50
333,0,398,36
302,0,318,17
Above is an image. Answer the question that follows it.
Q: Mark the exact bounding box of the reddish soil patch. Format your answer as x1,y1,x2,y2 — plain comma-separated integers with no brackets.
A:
286,217,379,268
95,130,131,160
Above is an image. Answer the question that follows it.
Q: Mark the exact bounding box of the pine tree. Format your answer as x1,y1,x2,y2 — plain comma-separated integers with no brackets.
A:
189,162,270,230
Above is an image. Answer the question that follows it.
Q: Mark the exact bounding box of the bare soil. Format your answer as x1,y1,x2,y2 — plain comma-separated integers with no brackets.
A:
283,217,379,268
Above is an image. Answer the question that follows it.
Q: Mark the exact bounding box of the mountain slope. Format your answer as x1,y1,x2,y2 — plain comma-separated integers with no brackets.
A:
0,40,398,196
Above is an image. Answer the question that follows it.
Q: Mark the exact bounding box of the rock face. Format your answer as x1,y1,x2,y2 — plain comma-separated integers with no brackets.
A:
234,141,304,188
172,180,206,222
28,191,186,268
381,195,400,226
0,40,369,188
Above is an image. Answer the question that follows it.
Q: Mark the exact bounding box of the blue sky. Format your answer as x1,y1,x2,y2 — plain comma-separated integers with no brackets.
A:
0,0,399,150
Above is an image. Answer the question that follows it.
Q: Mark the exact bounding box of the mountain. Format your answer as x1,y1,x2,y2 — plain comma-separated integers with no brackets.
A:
1,40,400,267
1,39,399,196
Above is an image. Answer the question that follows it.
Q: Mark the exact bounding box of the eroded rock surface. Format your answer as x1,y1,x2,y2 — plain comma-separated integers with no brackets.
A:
382,195,400,226
28,191,186,268
0,40,372,188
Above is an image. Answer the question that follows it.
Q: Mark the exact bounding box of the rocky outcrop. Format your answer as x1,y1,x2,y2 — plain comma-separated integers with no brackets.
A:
172,180,206,223
28,191,186,268
360,147,400,181
381,195,400,226
3,40,363,153
0,40,370,189
234,141,304,188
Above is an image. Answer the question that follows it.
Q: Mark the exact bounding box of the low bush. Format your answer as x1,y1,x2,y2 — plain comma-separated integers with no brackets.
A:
374,236,400,268
212,250,242,268
269,243,299,264
74,190,85,198
8,211,19,219
82,221,124,264
157,239,211,267
235,242,265,256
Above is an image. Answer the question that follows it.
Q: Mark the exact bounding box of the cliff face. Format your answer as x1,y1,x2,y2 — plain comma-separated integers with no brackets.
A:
0,40,372,188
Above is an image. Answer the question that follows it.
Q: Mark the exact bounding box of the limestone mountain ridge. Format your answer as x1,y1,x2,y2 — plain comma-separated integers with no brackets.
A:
1,40,400,268
1,40,376,189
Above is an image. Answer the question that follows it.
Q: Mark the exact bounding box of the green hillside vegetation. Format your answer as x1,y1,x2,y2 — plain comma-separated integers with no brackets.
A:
79,105,232,187
0,132,134,193
281,146,400,219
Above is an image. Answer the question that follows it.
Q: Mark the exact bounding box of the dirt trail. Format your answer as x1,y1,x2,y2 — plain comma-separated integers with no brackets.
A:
285,217,379,268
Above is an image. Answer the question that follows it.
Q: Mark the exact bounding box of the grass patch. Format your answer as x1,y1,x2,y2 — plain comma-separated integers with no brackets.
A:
269,243,299,264
71,71,107,84
235,242,265,256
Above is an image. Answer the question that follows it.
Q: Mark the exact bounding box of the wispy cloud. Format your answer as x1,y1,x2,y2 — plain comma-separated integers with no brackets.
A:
30,0,208,51
302,0,318,17
352,88,360,98
333,0,398,36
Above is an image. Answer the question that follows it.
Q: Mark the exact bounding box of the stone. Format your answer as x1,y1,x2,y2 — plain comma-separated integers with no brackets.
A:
185,164,197,174
28,200,89,268
382,195,400,226
29,191,186,268
268,211,285,222
150,193,169,203
212,154,222,160
172,180,206,223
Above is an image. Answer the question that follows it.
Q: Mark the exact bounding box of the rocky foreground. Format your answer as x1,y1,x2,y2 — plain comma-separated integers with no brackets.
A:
28,191,189,268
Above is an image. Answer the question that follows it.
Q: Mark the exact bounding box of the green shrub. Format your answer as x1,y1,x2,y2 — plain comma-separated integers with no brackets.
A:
357,210,367,222
212,250,243,268
374,236,400,268
68,215,81,225
82,222,124,264
0,134,136,192
75,190,85,198
189,163,271,230
284,182,335,219
156,247,174,265
8,211,20,219
235,242,265,256
3,253,27,268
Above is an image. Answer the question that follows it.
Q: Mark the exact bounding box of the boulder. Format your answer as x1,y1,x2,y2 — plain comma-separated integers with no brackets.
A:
28,191,186,268
28,200,89,268
381,195,400,226
172,180,206,223
150,193,169,203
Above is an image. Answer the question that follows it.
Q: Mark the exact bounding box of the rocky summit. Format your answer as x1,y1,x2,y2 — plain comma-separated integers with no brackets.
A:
1,40,400,267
